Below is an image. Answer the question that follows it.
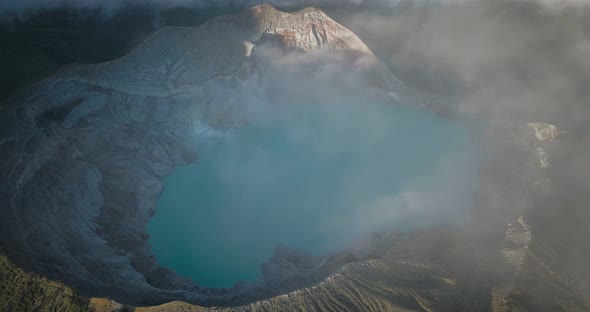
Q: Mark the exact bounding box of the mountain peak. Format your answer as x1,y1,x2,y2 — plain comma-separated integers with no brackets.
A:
217,3,372,53
77,3,379,95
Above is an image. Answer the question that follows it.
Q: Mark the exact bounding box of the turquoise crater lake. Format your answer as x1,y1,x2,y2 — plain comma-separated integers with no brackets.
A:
147,100,478,288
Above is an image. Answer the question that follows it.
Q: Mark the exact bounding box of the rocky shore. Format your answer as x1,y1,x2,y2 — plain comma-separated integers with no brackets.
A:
0,4,424,306
0,4,587,312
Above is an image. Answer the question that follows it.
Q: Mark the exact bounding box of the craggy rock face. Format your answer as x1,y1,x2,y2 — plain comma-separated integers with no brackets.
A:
244,5,373,53
2,4,586,312
0,4,427,306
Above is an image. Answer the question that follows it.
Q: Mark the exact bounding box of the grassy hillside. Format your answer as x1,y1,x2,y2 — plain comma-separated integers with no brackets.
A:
0,249,89,312
0,4,157,103
0,3,252,104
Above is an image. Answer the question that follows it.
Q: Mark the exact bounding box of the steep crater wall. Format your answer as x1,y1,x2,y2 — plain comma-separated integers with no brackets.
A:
0,5,448,306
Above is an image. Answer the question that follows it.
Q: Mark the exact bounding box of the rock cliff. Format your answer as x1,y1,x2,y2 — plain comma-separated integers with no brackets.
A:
1,4,587,312
0,4,436,306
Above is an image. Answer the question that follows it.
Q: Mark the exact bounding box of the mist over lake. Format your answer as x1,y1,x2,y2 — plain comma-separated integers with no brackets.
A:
147,99,479,288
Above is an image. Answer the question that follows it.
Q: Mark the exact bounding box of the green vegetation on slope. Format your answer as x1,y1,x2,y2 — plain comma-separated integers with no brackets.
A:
0,249,89,312
0,4,156,103
0,3,251,104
